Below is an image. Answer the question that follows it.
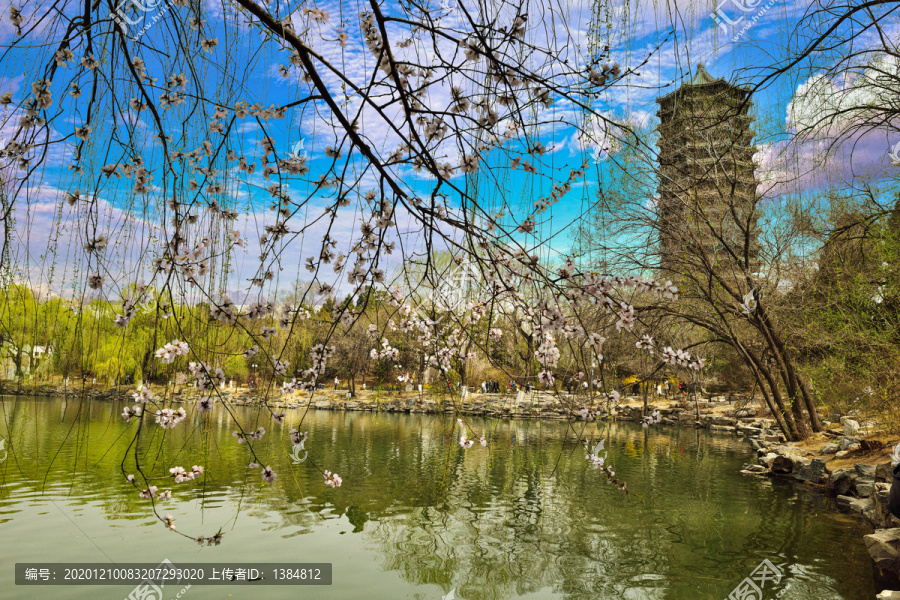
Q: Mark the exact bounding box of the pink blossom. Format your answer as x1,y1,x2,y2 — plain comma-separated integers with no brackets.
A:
155,407,186,429
196,396,213,413
324,471,342,487
122,405,142,422
290,429,307,447
132,388,153,403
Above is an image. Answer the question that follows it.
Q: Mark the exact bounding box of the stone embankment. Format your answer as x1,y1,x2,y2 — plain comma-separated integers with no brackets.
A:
0,383,790,427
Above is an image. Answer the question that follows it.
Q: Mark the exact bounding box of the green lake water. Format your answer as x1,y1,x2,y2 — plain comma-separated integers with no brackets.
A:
0,396,876,599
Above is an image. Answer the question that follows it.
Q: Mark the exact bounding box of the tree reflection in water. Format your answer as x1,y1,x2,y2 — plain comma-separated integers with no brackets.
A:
0,397,876,599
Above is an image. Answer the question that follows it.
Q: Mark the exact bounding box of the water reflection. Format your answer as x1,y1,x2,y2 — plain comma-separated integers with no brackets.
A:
0,396,876,599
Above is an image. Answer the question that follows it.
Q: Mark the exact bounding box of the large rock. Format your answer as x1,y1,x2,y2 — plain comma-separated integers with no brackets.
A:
842,418,860,437
878,463,896,483
857,464,878,479
837,495,874,515
773,444,804,457
865,529,900,576
857,481,876,498
734,407,757,418
770,455,794,474
758,452,777,468
795,458,829,485
820,442,840,454
840,436,862,451
829,468,858,495
873,483,899,529
788,458,811,481
710,425,736,432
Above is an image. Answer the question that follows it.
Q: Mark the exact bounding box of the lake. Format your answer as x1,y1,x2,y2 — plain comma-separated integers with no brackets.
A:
0,395,875,599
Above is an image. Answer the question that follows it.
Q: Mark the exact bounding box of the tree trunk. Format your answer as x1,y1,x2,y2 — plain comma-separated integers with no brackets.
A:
796,375,822,431
741,345,801,440
749,364,791,438
755,306,822,433
642,380,648,418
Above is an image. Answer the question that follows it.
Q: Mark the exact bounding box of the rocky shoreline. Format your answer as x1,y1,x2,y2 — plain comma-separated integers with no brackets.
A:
0,382,791,424
4,382,899,597
735,419,900,599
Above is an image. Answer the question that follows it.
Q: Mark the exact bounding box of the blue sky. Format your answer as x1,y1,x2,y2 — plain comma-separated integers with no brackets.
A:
0,0,898,303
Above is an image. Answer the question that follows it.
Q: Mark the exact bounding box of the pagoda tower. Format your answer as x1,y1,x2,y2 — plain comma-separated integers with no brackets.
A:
655,63,759,275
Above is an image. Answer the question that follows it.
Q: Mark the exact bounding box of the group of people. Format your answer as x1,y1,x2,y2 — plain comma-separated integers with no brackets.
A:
479,380,532,394
481,379,501,393
641,380,694,399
